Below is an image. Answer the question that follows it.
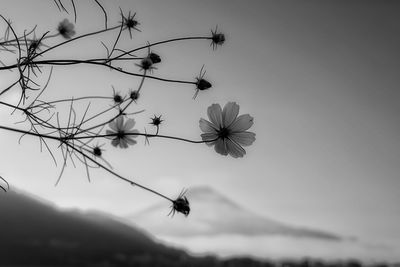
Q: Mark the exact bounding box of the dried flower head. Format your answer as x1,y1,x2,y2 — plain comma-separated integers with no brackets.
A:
169,190,190,217
92,146,103,157
122,10,141,39
113,93,123,104
130,90,140,101
136,57,154,72
199,102,256,158
105,116,139,148
57,18,76,39
193,66,212,99
112,87,124,104
211,26,225,50
150,115,163,126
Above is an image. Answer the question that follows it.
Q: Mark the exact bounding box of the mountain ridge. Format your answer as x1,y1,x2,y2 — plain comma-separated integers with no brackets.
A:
128,185,341,240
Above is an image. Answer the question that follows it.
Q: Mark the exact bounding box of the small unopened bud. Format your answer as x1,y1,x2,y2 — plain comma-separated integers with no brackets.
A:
148,52,161,64
93,146,102,157
113,94,123,103
196,78,212,91
130,90,140,101
212,33,225,46
172,196,190,217
150,115,163,126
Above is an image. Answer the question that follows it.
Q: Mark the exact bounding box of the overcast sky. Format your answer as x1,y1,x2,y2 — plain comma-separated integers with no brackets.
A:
1,0,400,261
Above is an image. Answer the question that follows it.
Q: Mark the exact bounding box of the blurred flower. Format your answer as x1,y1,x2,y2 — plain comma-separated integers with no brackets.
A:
92,146,103,157
113,93,123,104
106,116,139,148
130,90,140,101
57,19,75,39
199,102,255,158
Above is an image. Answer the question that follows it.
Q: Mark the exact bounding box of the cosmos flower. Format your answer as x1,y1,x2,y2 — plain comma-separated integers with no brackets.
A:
57,19,76,39
106,116,139,148
199,102,255,158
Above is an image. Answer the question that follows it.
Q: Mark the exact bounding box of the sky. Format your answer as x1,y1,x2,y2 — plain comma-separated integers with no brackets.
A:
1,0,400,261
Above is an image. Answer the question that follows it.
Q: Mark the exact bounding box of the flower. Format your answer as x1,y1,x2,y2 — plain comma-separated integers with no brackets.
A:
121,11,140,39
210,26,225,50
193,66,212,99
113,93,123,104
169,190,190,217
92,146,103,157
148,52,161,64
57,19,75,39
199,102,255,158
196,78,212,91
136,57,155,72
150,115,163,126
130,90,140,101
106,116,139,148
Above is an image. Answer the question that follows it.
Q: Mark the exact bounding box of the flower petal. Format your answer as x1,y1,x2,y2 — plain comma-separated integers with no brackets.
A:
128,129,139,138
199,118,218,133
222,102,239,128
125,136,137,145
119,138,129,149
105,130,116,139
229,131,256,146
111,138,120,147
214,139,228,156
229,114,254,132
226,139,246,158
109,120,118,132
207,104,223,129
124,118,136,130
201,132,218,146
116,116,124,130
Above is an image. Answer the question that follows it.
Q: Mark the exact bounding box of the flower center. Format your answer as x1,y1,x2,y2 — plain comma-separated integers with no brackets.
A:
126,19,138,28
218,127,230,139
117,131,125,139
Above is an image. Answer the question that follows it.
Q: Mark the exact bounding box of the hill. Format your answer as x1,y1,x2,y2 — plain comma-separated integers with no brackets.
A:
0,189,196,266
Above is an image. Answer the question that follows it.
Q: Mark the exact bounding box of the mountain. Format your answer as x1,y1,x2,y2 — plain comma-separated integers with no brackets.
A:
0,189,203,266
128,186,341,240
0,188,396,264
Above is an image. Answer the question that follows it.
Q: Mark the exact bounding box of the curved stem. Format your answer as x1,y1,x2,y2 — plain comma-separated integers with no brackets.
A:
74,132,216,144
67,143,173,202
